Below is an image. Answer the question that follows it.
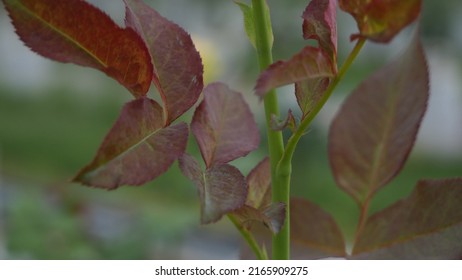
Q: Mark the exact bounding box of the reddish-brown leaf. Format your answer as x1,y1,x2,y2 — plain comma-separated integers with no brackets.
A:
2,0,153,97
329,31,429,205
291,198,346,257
245,157,271,209
191,83,260,168
255,46,336,98
233,158,286,234
302,0,337,64
74,98,188,189
125,0,204,124
339,0,422,42
179,154,247,224
295,77,330,118
352,178,462,259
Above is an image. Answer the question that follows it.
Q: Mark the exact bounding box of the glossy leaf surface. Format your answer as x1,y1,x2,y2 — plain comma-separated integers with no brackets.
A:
255,46,336,98
302,0,337,64
291,198,346,257
74,98,188,189
179,154,247,224
192,83,260,168
125,0,204,124
339,0,422,42
3,0,153,97
329,32,429,205
353,178,462,259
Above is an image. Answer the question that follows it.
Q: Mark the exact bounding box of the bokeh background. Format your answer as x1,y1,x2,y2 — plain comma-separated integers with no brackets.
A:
0,0,461,259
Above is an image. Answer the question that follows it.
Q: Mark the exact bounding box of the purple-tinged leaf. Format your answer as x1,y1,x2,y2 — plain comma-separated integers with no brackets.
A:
291,198,346,257
352,178,462,259
245,157,271,209
192,83,260,168
74,98,188,189
255,46,336,98
125,0,204,124
302,0,337,64
339,0,422,43
295,77,330,118
179,154,247,224
233,158,286,234
329,31,429,205
2,0,153,97
233,203,285,234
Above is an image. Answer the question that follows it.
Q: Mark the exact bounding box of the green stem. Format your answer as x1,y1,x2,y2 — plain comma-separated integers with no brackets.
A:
228,214,268,260
278,38,366,171
251,0,288,259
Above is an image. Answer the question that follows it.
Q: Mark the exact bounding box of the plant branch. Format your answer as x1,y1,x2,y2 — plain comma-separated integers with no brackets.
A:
251,0,288,260
278,38,366,172
228,214,268,260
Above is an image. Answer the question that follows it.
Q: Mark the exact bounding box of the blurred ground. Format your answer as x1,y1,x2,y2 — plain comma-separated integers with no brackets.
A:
0,0,461,259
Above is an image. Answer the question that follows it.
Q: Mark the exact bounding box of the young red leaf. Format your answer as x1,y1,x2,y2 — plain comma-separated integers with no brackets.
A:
302,0,337,64
295,77,330,118
245,157,271,208
233,158,286,234
339,0,422,42
125,0,204,124
352,178,462,259
191,83,260,168
255,46,336,98
3,0,153,97
329,31,429,205
179,154,247,224
291,198,346,257
233,203,285,234
74,98,188,189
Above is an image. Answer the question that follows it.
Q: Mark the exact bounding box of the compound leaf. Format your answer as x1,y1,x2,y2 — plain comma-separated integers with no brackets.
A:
74,98,188,189
352,178,462,259
125,0,204,124
192,83,260,168
339,0,422,42
179,154,247,224
329,31,429,205
3,0,153,97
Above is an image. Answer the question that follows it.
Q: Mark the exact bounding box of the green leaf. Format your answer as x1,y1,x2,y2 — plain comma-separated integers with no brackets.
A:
2,0,153,97
339,0,422,42
291,198,346,257
125,0,204,124
74,98,188,189
234,0,273,49
191,83,260,168
352,178,462,259
179,154,248,224
329,30,429,205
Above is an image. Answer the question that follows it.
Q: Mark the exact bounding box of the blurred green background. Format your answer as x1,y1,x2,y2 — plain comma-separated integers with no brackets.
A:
0,0,461,259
